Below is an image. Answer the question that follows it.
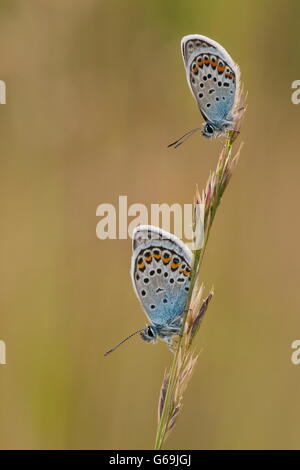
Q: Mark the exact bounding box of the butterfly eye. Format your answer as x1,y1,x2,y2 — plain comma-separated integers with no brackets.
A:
147,326,155,337
203,123,215,138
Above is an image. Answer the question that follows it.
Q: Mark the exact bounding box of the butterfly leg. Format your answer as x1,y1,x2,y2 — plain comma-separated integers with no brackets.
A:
166,336,181,353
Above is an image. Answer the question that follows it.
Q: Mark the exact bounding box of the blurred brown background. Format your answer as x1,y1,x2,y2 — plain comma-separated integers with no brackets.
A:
0,0,299,450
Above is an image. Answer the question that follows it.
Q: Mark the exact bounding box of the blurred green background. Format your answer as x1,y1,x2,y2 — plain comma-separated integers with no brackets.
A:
0,0,300,450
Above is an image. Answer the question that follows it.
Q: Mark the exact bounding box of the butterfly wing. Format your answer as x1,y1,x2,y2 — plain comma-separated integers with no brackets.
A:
131,225,193,327
181,34,240,127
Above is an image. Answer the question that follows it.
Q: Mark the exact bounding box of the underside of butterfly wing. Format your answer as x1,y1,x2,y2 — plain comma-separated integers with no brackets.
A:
181,35,240,132
131,226,193,328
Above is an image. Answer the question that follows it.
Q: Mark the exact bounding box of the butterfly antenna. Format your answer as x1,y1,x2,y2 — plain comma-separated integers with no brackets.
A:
167,127,201,149
104,327,146,356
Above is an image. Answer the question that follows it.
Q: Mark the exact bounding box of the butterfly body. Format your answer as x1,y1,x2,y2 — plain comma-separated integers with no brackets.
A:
131,225,193,347
179,34,240,140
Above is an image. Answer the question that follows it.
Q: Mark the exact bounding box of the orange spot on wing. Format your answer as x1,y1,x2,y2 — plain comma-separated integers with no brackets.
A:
171,261,180,270
144,254,152,263
218,65,225,73
179,267,191,276
183,268,191,277
225,72,235,78
162,256,171,264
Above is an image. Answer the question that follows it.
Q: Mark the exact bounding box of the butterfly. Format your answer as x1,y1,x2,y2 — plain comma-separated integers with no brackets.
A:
169,34,241,148
104,225,193,355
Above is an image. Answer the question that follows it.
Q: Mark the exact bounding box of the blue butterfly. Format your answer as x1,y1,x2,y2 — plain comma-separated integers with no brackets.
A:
105,226,193,355
169,34,241,147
